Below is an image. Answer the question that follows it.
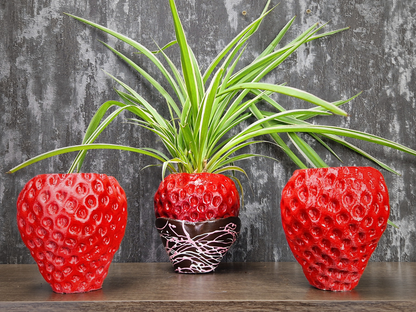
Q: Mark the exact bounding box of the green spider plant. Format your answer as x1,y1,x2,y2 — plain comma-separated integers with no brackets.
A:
8,0,416,190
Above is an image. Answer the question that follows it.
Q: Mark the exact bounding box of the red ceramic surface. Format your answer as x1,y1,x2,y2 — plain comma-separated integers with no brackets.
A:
280,167,390,291
16,173,128,293
154,173,240,222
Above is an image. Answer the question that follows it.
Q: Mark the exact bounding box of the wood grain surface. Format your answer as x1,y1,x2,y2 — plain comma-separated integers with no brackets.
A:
0,262,415,311
1,0,416,264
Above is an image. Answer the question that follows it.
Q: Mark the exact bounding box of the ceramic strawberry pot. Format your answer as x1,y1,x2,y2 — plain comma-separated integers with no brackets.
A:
16,173,128,293
153,173,242,273
280,166,390,291
156,217,241,273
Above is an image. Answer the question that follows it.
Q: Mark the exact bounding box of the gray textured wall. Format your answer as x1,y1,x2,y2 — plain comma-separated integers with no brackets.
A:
1,0,416,264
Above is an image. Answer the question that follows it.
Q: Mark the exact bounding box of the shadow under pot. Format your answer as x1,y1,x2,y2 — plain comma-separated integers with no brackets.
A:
155,217,241,273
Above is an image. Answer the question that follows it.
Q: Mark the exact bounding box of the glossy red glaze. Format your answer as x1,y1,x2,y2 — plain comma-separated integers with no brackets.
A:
280,167,390,291
16,173,128,293
154,173,240,222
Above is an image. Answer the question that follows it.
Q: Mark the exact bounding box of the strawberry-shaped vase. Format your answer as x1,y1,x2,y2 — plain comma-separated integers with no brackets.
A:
280,167,390,291
16,173,128,293
154,173,241,273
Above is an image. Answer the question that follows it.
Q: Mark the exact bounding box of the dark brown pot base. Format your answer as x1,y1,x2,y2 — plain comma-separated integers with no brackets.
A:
155,217,241,273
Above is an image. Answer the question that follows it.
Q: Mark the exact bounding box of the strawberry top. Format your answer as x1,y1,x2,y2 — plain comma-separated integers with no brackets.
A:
154,173,240,222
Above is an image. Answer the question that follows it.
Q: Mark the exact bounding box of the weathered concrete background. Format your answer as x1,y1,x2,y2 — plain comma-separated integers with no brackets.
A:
1,0,416,264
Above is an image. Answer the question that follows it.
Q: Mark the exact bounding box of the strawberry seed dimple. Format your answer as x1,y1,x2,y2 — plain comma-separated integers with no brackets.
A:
42,218,53,230
336,213,349,225
18,218,26,229
36,227,48,238
167,181,175,190
36,179,44,190
330,200,340,213
196,185,204,195
190,196,198,206
57,216,69,228
40,191,50,203
352,205,365,221
378,217,385,227
69,225,81,235
307,208,320,222
21,202,29,212
310,227,321,238
298,210,308,223
203,192,212,204
65,238,77,248
47,203,59,215
343,193,354,206
197,205,205,213
35,238,44,247
212,196,222,207
85,195,97,209
77,207,89,220
298,188,308,202
28,188,36,199
170,192,178,203
93,181,104,193
26,225,34,235
75,183,88,195
295,174,305,188
100,196,110,206
33,203,43,216
364,216,373,227
28,212,36,223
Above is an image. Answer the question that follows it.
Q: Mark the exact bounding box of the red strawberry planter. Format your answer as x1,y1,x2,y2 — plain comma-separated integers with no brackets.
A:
154,173,241,273
16,173,128,293
280,166,390,291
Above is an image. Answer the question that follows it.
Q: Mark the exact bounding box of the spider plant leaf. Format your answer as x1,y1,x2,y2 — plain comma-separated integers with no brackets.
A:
7,143,171,174
309,133,343,163
104,71,170,129
203,0,274,83
217,153,278,170
64,13,182,102
195,68,224,170
169,0,201,114
100,40,181,118
70,104,135,173
145,40,177,54
388,220,399,229
257,16,296,59
297,92,362,120
162,158,187,178
222,83,348,116
72,100,154,172
213,165,248,176
288,132,329,168
320,133,400,174
250,105,308,168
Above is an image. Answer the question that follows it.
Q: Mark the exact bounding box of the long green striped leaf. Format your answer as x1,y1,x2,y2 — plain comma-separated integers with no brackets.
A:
222,83,348,116
8,144,170,174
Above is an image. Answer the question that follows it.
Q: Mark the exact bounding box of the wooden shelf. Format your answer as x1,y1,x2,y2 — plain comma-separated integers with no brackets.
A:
1,262,415,311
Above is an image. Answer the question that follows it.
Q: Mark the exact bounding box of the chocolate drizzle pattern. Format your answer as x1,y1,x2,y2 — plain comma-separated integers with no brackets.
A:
156,217,241,273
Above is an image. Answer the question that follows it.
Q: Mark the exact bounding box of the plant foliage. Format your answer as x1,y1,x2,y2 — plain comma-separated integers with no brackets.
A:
9,0,416,181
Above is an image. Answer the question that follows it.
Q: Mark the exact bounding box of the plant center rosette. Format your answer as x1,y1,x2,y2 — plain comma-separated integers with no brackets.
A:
154,173,241,273
16,173,128,293
280,166,390,291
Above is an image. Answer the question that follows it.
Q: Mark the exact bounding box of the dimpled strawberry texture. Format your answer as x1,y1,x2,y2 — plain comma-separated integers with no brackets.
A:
154,173,240,222
280,167,390,291
16,173,128,293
